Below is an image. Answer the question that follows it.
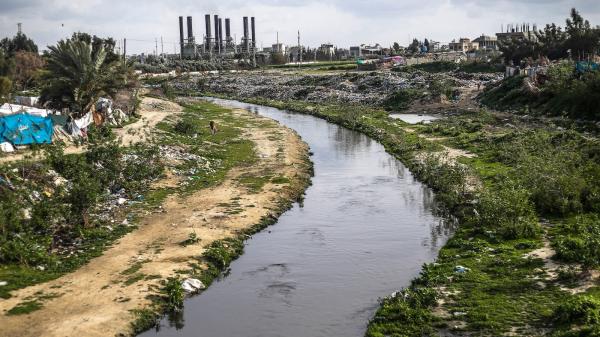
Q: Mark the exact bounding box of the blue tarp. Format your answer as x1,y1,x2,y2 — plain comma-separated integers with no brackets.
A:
0,113,54,145
576,61,599,73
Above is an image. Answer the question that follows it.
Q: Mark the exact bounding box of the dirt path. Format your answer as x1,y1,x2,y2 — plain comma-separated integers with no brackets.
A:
0,102,310,337
0,96,179,164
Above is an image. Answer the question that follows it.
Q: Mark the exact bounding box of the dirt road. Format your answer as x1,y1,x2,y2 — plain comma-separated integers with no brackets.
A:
0,99,311,337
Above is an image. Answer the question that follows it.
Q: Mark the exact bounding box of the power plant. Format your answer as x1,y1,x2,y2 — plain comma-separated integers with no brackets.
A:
178,14,257,60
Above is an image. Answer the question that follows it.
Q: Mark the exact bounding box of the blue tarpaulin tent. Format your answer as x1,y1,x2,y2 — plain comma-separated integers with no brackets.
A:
0,113,54,145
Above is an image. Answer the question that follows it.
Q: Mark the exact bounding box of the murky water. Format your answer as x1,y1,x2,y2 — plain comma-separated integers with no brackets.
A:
389,113,439,124
140,98,453,337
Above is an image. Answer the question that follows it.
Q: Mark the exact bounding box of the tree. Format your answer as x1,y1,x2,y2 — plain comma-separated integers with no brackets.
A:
0,32,38,56
0,49,15,77
270,52,286,65
498,37,539,65
424,38,430,52
536,23,568,60
0,77,12,103
13,51,45,90
408,39,420,54
565,8,600,60
393,42,401,53
40,37,125,115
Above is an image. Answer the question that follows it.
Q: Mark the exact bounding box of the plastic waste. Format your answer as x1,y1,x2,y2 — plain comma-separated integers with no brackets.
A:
181,278,206,293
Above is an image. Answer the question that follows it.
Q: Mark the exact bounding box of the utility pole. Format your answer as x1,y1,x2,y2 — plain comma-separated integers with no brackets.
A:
123,38,127,61
155,38,158,57
161,36,164,55
298,30,302,66
17,23,22,34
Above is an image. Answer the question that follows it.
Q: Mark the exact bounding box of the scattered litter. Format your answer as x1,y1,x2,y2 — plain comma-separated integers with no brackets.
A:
117,198,127,205
181,278,206,293
454,265,470,273
0,281,7,286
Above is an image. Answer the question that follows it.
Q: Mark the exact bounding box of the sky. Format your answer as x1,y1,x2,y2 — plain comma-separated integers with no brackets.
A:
1,0,599,55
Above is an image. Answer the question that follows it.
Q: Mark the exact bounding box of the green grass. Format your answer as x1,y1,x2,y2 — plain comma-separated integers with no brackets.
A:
237,174,272,193
6,300,43,316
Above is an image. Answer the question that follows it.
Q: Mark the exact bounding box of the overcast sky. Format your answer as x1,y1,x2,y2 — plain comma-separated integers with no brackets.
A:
1,0,599,54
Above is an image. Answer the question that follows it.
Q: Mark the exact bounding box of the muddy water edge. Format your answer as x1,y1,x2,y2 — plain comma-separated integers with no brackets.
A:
140,98,455,337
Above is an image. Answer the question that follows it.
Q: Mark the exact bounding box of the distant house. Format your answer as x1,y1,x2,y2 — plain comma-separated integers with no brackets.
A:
350,46,361,57
318,44,335,57
449,38,479,52
473,35,498,50
429,41,441,52
361,44,383,55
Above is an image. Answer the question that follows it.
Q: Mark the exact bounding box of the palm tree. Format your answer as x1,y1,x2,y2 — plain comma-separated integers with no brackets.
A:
41,38,126,117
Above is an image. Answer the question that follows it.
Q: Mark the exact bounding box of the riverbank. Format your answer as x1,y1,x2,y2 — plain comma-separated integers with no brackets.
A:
194,70,600,336
0,97,312,337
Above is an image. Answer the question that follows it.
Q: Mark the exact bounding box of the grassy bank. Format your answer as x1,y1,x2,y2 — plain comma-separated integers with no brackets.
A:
205,93,600,336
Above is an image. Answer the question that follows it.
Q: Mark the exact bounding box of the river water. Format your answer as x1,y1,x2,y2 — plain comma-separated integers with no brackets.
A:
140,98,453,337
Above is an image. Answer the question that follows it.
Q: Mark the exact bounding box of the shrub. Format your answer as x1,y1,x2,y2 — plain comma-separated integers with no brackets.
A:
554,295,600,325
173,119,198,136
475,182,539,239
164,277,184,312
383,88,421,111
554,215,600,268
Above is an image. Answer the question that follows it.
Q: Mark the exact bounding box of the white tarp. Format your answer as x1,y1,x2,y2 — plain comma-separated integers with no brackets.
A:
73,112,93,129
0,142,15,153
0,103,50,117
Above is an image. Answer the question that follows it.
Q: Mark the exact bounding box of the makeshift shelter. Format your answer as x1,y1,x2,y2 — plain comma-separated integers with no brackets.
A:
0,113,54,145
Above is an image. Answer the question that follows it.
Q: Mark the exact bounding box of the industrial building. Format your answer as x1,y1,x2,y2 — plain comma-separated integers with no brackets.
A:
496,23,539,42
177,14,258,60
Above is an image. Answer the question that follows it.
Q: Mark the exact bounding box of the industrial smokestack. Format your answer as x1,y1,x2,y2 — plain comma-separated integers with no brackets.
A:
214,15,219,53
251,17,256,48
187,16,193,42
243,16,249,52
218,18,223,52
225,18,231,40
179,16,184,57
205,14,211,39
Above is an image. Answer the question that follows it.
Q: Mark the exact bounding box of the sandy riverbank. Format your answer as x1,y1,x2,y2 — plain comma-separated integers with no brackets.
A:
0,98,311,337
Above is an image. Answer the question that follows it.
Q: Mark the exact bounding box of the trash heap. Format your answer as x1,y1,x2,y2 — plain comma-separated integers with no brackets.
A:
0,97,130,153
172,70,502,108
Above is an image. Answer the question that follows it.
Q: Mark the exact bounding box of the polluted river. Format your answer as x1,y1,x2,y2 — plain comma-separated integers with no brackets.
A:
141,98,454,337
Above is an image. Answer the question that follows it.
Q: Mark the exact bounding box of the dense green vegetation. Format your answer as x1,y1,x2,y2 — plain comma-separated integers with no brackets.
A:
481,61,600,120
0,134,164,299
0,32,43,101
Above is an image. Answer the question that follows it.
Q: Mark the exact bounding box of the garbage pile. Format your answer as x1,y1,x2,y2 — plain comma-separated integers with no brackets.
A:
0,97,130,153
172,70,502,107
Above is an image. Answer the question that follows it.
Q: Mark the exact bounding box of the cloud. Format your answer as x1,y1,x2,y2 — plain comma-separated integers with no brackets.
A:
0,0,598,54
